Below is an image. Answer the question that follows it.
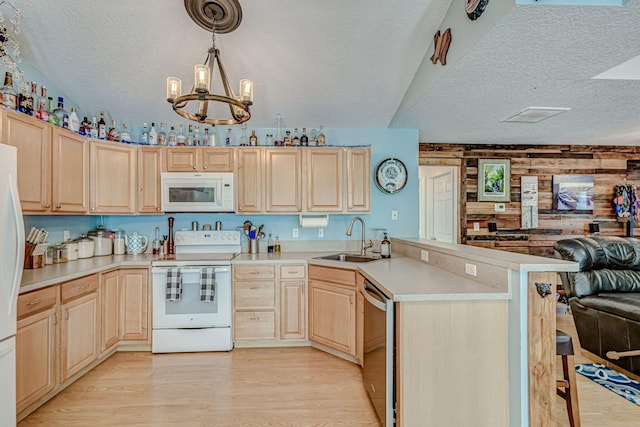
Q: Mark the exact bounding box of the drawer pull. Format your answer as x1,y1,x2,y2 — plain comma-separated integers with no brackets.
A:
26,298,42,306
77,284,90,290
249,272,262,275
250,287,259,290
250,317,260,321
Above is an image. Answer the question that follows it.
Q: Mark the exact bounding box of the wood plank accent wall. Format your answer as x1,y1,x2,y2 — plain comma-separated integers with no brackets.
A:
419,143,640,257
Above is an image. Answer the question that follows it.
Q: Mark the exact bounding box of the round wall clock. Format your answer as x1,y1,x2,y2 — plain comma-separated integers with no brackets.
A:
375,158,407,194
466,0,489,21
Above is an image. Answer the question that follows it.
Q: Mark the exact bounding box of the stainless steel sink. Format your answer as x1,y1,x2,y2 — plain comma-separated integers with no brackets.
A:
314,253,380,263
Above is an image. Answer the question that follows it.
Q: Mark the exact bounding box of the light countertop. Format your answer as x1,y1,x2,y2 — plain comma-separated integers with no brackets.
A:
358,257,510,302
395,238,579,272
20,254,157,293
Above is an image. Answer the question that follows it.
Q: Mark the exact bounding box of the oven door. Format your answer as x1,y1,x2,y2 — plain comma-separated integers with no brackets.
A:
363,280,395,427
152,265,231,328
161,172,234,212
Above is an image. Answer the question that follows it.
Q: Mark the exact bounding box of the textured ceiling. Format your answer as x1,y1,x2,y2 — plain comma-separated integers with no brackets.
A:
8,0,640,145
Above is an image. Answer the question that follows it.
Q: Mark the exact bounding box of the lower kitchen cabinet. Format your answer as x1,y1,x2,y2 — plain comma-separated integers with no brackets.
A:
233,263,307,344
100,270,119,354
233,265,276,341
279,265,306,340
119,268,149,342
309,281,356,355
308,265,357,357
60,275,100,382
16,286,59,414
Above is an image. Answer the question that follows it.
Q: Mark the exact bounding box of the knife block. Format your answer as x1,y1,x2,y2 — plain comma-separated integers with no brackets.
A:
24,242,47,269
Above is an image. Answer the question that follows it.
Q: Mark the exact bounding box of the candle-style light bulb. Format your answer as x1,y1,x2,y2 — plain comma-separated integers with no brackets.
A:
194,64,210,93
239,79,253,103
166,77,181,102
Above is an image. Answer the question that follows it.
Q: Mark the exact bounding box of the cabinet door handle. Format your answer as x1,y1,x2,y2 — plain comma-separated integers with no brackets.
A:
53,312,58,325
55,204,62,209
45,204,51,208
65,307,70,319
26,298,42,306
203,166,207,169
156,207,161,211
192,165,196,170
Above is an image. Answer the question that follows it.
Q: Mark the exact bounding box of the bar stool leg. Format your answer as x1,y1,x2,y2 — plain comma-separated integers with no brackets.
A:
560,353,581,427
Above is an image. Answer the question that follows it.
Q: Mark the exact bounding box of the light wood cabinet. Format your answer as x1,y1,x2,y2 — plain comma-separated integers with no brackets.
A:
166,147,234,171
100,270,119,355
118,268,149,342
89,140,136,214
233,265,276,341
51,128,89,213
16,287,59,414
60,275,99,382
306,148,344,212
308,265,357,357
279,264,306,340
137,146,164,213
236,148,263,213
265,148,302,212
346,147,371,212
234,146,370,215
1,110,51,212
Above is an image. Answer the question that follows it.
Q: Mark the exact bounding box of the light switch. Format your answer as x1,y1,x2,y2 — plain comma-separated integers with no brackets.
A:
292,228,299,238
391,210,398,220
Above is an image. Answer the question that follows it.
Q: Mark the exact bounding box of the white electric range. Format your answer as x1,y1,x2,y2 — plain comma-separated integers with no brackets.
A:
151,230,241,353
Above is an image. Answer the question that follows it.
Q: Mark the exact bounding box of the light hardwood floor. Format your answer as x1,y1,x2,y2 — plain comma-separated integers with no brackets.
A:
19,347,379,426
19,313,640,426
556,310,640,426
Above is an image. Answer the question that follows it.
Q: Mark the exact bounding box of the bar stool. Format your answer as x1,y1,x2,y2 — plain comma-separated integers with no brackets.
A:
556,330,581,427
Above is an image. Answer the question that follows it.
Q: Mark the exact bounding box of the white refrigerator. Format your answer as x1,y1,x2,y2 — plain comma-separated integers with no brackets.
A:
0,143,25,427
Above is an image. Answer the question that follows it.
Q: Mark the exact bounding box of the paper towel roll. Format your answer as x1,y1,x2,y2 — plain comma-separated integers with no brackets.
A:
299,215,329,228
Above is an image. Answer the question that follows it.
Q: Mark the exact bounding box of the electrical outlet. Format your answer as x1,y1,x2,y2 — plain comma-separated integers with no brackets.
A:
391,210,399,220
465,263,477,276
494,203,506,212
318,228,324,238
292,228,299,238
63,230,70,242
421,250,429,262
473,222,480,232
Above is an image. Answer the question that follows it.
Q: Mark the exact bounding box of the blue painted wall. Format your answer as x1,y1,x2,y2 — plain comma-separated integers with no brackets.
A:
24,128,419,246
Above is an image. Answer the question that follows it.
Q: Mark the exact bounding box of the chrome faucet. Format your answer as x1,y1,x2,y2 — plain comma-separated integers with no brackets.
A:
346,216,373,256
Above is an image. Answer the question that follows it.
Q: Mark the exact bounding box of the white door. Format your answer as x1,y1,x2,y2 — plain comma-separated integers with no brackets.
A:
419,166,458,243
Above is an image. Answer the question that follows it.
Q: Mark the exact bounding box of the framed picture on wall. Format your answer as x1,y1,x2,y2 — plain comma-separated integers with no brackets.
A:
552,175,594,211
477,159,510,202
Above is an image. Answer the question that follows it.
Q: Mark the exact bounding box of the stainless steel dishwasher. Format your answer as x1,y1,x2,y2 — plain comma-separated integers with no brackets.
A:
362,278,395,426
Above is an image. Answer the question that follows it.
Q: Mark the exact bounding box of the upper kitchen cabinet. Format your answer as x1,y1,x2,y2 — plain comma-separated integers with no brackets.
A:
236,147,263,213
89,140,136,214
166,146,234,172
306,148,344,213
235,146,371,215
346,147,370,212
265,148,302,213
137,146,164,214
51,128,88,213
1,110,52,212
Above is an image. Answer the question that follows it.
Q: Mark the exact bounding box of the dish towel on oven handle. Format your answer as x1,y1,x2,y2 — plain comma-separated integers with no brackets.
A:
200,267,216,302
165,268,182,301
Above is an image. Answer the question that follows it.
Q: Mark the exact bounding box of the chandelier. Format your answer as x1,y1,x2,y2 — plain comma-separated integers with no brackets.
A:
166,0,253,125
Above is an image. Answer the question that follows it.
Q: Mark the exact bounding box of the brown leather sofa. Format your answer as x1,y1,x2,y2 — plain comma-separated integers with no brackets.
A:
554,236,640,376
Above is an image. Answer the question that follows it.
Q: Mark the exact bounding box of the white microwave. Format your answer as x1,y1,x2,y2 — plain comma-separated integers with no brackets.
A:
161,172,234,212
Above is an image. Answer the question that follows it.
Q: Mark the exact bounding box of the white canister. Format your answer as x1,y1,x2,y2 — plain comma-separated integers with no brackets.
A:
113,230,126,255
63,242,79,261
75,236,94,258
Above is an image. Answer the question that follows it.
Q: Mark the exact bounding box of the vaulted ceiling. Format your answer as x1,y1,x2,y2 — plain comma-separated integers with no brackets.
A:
9,0,640,145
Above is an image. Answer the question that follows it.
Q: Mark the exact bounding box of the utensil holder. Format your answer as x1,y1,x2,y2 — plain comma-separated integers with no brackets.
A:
249,239,258,254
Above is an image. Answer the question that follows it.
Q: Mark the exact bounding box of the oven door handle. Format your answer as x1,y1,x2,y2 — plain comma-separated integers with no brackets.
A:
152,266,230,273
363,285,388,311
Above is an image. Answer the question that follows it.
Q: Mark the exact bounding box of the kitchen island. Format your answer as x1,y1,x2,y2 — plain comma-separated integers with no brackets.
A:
386,238,578,427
